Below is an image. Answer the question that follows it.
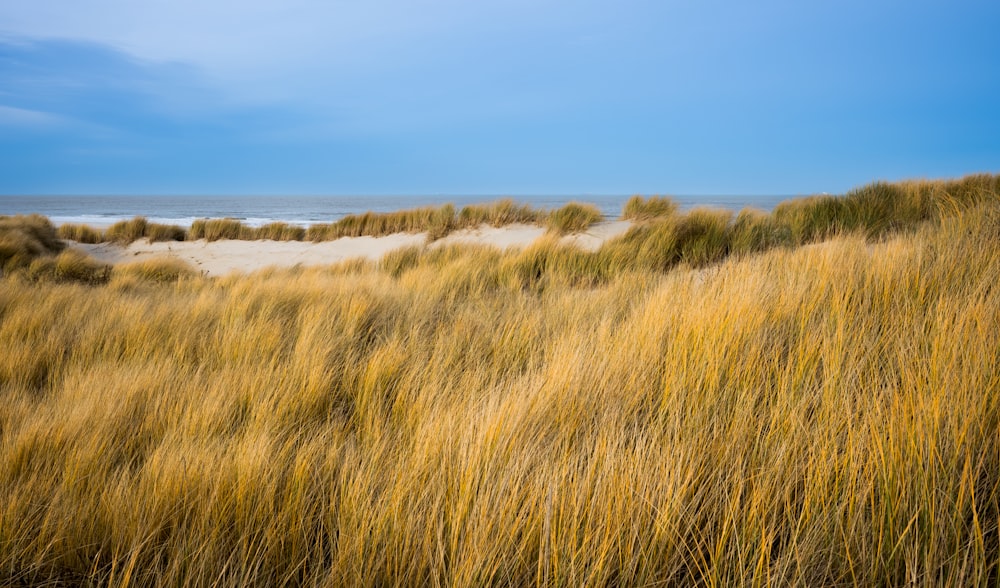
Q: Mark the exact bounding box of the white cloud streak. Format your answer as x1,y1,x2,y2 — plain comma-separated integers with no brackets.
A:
0,0,564,74
0,104,66,128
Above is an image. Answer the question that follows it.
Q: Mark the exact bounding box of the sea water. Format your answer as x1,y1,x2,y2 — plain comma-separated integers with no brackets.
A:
0,194,789,228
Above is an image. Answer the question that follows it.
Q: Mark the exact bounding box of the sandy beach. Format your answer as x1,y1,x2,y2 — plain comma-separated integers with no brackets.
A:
70,221,633,276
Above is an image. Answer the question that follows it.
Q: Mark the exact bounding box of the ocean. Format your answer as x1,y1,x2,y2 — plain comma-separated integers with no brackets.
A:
0,194,789,228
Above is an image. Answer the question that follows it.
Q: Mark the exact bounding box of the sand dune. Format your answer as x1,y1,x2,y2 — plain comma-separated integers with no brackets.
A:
71,221,633,276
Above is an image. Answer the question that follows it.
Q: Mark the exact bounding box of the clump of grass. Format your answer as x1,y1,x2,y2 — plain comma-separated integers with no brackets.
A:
54,250,112,284
499,235,613,292
380,245,423,278
57,223,104,244
25,249,111,284
832,181,930,238
597,208,732,272
112,257,197,284
188,220,306,242
189,218,251,241
254,222,306,241
398,244,505,304
307,204,458,242
457,199,547,228
0,214,66,272
546,202,603,234
621,195,678,221
106,217,186,244
145,223,187,242
425,204,457,241
305,222,340,242
772,194,844,244
600,218,680,272
674,207,732,267
729,208,792,256
106,216,149,244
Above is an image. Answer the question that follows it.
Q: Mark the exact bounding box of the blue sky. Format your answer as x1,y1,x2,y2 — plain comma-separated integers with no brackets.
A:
1,0,998,196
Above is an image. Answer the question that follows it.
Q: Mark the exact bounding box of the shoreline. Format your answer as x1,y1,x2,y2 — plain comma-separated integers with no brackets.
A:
70,221,634,276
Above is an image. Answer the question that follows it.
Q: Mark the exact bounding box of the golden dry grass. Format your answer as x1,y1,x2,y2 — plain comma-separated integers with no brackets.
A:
56,223,104,244
457,199,547,228
305,205,458,242
1,176,999,585
0,214,65,273
55,200,596,247
621,194,678,221
106,217,186,244
546,202,603,234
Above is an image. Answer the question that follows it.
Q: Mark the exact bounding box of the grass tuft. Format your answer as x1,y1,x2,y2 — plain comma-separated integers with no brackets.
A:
457,199,547,227
674,207,732,267
306,204,458,242
600,218,679,272
106,216,150,244
54,250,112,284
254,222,306,241
729,208,792,256
113,257,197,284
57,223,104,244
621,195,678,221
145,223,187,242
0,214,66,272
106,217,186,244
189,218,249,241
546,202,603,234
380,245,423,278
772,194,844,244
25,249,111,284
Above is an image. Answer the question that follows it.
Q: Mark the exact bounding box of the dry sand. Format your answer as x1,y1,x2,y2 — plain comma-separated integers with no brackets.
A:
71,221,633,277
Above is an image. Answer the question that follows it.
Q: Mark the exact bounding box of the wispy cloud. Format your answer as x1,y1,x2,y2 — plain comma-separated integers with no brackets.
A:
0,104,65,129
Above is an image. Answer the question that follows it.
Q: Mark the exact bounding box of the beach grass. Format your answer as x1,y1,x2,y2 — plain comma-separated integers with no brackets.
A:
22,248,112,285
105,216,186,244
1,214,66,273
145,222,187,243
46,175,1000,250
729,208,792,256
111,257,198,285
457,198,547,228
621,194,679,221
546,201,603,234
1,175,999,585
254,222,307,241
304,204,458,242
56,223,104,244
52,200,593,246
189,218,252,241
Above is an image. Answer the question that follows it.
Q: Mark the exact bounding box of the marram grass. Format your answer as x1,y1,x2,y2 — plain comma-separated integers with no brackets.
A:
1,176,999,586
51,200,596,246
49,175,1000,248
621,194,678,221
546,201,603,235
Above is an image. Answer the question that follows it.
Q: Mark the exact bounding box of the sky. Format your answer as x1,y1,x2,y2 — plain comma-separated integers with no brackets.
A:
1,0,998,196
